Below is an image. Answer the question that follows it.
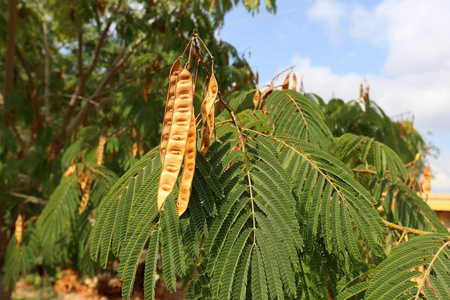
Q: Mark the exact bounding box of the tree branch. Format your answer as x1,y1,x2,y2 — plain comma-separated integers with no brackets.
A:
15,44,34,88
78,31,83,78
65,33,148,137
8,192,47,206
10,123,30,156
83,21,111,80
53,18,113,153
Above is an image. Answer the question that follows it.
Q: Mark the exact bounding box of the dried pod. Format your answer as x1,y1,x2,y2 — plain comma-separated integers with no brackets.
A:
359,84,364,102
201,73,218,125
157,68,193,210
15,214,24,244
132,142,138,157
79,172,93,213
201,107,214,156
200,72,218,155
292,72,297,91
64,162,77,178
96,135,106,166
160,57,183,163
253,89,260,109
422,166,431,196
176,111,197,216
281,73,290,90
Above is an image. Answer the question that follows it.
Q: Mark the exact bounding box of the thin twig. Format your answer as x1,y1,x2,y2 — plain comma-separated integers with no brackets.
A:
9,192,47,206
352,169,377,175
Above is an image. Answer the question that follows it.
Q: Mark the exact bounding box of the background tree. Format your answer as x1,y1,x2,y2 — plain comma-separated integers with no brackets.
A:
0,0,275,298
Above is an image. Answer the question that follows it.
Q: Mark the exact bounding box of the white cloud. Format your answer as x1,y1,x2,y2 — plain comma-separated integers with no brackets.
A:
295,0,450,191
350,0,450,76
287,55,450,135
305,0,346,44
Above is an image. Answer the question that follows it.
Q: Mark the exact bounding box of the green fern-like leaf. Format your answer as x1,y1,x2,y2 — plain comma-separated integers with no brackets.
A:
339,234,450,300
265,90,333,149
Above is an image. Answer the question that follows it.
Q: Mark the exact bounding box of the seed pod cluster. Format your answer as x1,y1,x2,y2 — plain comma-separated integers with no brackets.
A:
158,67,195,216
157,45,219,216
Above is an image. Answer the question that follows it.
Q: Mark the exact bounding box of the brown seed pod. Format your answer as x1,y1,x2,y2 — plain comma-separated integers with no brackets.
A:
292,72,297,91
157,68,194,210
422,166,432,195
253,89,260,109
79,172,93,214
200,72,218,155
201,73,218,125
176,111,197,216
64,162,77,178
281,73,290,90
96,135,106,166
201,106,215,156
160,57,183,163
15,214,24,244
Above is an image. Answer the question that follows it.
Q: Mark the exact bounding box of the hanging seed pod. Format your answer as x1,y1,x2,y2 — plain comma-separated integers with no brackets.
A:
176,111,196,216
96,135,106,166
79,172,93,213
422,166,431,196
157,68,193,210
359,84,364,102
200,71,218,155
281,72,290,90
64,162,77,178
15,214,24,244
201,106,215,156
160,57,183,163
253,89,260,109
292,72,297,91
201,72,218,125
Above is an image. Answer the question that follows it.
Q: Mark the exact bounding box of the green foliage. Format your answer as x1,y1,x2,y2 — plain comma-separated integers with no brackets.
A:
88,88,448,299
0,0,272,292
1,1,446,299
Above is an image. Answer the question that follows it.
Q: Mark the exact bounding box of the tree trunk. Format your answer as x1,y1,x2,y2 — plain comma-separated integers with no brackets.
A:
0,209,12,300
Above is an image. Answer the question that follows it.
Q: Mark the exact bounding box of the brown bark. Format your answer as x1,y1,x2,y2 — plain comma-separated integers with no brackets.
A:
0,203,12,300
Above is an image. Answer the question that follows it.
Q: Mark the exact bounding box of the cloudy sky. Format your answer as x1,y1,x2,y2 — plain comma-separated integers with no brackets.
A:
219,0,450,193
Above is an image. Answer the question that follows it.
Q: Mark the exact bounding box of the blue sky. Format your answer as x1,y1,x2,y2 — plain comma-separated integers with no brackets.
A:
219,0,450,192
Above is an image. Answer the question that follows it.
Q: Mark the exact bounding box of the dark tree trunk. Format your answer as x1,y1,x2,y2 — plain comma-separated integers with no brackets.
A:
0,210,12,300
